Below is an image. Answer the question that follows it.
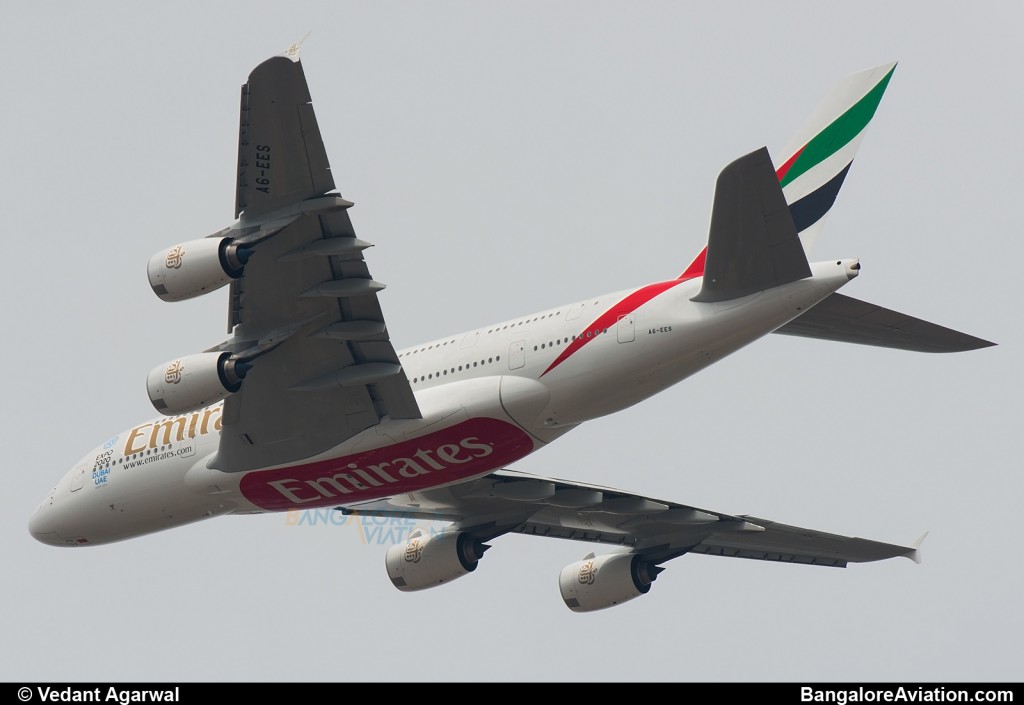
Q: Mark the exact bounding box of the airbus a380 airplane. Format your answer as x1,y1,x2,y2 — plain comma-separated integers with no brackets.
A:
30,50,993,611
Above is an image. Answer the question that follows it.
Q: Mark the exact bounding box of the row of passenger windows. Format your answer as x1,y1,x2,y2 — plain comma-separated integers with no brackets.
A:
534,329,608,351
486,311,561,334
408,324,617,384
409,325,614,384
97,444,178,469
400,339,459,357
399,309,587,358
412,357,501,384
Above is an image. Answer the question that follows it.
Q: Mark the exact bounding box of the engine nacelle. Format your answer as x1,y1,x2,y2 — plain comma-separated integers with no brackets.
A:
146,352,251,416
385,530,489,592
147,237,252,302
558,552,663,613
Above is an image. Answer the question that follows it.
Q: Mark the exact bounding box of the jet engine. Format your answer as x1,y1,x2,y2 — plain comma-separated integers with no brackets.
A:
147,237,253,302
385,530,490,591
558,552,663,612
146,352,252,415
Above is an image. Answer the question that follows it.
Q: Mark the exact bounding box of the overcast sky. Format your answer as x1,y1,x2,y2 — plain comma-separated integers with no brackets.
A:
3,2,1020,683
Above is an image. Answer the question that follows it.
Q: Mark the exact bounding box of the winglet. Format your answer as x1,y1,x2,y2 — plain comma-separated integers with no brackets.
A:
906,531,928,564
284,31,312,62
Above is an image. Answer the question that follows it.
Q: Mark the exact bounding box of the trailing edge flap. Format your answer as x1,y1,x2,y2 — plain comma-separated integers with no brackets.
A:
774,293,996,353
692,147,811,303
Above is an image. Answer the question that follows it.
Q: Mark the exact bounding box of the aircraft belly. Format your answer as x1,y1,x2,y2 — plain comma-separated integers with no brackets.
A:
237,416,537,511
230,376,546,512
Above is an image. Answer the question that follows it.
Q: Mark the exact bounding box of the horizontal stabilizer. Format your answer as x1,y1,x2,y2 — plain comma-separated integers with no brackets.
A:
774,293,995,352
693,147,811,303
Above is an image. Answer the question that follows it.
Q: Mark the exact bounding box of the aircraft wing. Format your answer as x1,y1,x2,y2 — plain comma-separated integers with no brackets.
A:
210,54,420,472
341,468,918,568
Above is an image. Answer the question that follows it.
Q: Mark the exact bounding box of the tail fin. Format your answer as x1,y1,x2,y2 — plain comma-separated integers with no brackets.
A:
776,62,897,254
679,62,897,279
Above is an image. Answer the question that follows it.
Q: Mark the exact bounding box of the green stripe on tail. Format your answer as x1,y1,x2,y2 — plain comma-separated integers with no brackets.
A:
779,65,896,189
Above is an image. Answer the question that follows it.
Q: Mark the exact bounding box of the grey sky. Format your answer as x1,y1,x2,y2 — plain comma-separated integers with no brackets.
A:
3,2,1019,682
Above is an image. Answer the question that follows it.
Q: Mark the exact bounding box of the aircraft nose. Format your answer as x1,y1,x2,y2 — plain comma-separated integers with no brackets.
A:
29,504,64,546
28,496,87,547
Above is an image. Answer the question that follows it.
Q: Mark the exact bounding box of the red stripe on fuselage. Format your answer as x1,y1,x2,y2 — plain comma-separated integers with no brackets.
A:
540,279,687,377
679,247,707,279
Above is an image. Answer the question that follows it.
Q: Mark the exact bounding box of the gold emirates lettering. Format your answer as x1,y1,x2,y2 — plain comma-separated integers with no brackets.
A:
123,405,223,455
267,437,494,504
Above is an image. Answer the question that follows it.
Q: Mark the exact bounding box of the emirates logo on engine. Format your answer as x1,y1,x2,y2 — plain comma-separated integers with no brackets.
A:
577,560,597,585
165,245,185,269
164,360,184,385
404,537,425,563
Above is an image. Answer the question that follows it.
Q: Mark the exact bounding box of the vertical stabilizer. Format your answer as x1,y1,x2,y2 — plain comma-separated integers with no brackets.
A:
679,63,896,280
777,62,897,254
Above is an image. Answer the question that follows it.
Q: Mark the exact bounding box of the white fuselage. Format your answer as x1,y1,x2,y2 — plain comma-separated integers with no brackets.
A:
29,259,859,546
